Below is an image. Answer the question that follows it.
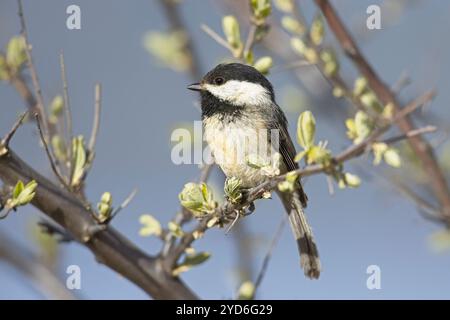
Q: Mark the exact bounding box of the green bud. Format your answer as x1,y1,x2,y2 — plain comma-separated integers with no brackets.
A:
222,15,242,50
51,135,67,162
50,96,64,118
354,111,373,144
290,37,306,55
384,147,401,168
139,214,162,237
0,54,9,81
333,86,344,98
245,50,254,65
274,0,294,13
281,16,305,35
372,142,388,165
6,36,27,71
297,111,316,149
8,180,37,209
304,48,318,64
320,50,339,76
344,173,361,188
168,221,184,238
172,252,211,276
250,0,272,20
310,14,325,46
100,192,113,206
345,118,357,140
353,77,368,97
71,136,87,187
360,91,383,113
238,281,255,300
179,182,216,216
253,56,273,74
305,144,332,165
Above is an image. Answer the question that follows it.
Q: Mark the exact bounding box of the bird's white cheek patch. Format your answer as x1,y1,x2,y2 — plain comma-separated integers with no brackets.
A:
204,80,272,106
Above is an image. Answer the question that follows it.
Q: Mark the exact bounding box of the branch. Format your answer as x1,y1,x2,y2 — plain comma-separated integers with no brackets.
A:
0,149,198,299
315,0,450,220
17,0,49,138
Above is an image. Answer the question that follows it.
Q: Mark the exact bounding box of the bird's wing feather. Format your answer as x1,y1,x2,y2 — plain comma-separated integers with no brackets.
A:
270,103,308,206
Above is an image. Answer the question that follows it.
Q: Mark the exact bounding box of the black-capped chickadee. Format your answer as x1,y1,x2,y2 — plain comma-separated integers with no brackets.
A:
188,63,320,279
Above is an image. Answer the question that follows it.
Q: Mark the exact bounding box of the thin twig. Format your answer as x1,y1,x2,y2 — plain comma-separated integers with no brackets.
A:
88,83,102,163
59,52,73,168
201,24,233,52
109,188,138,221
383,126,437,145
254,218,286,295
1,111,28,149
35,114,70,189
243,24,258,56
17,0,49,138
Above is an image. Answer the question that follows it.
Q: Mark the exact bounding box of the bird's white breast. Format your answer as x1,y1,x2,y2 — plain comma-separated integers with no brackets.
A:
203,114,275,187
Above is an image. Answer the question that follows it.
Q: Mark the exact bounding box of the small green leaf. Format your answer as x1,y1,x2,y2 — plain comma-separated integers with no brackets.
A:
250,0,272,19
71,136,87,187
13,180,25,199
294,150,307,162
172,252,211,276
222,15,242,50
15,180,37,206
224,177,243,204
139,214,162,237
297,111,316,149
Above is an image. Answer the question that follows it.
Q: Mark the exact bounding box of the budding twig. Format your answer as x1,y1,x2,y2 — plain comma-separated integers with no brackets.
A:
201,24,233,52
35,114,70,189
1,111,28,152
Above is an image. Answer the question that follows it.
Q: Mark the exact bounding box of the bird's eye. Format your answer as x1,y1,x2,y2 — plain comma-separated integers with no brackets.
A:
214,77,224,85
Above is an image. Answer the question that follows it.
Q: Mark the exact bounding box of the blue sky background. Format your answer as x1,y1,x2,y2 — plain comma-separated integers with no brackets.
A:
1,0,450,299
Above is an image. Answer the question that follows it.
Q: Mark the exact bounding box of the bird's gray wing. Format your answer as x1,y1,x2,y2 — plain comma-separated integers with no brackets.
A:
269,103,308,206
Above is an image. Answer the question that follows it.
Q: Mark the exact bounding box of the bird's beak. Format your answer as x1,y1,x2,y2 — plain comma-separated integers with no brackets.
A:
187,82,202,91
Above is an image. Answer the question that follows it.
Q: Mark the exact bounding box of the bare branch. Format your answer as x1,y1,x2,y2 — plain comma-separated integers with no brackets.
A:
35,114,70,189
59,51,73,165
17,0,49,138
1,111,28,151
254,218,285,295
109,188,138,222
0,149,197,299
201,24,233,52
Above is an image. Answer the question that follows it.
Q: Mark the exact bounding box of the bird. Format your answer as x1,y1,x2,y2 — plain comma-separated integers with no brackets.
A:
187,63,321,279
